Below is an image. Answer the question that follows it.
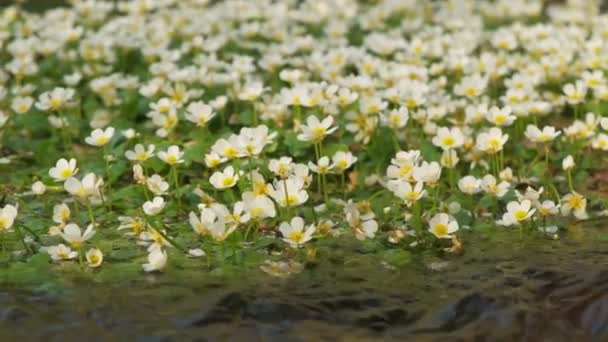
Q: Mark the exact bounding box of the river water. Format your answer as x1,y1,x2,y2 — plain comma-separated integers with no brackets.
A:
0,225,606,341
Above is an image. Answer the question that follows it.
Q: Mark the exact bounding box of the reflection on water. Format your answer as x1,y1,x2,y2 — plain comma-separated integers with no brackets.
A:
0,226,606,341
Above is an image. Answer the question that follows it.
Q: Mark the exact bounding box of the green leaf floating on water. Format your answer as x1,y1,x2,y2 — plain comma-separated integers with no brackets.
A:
381,249,412,268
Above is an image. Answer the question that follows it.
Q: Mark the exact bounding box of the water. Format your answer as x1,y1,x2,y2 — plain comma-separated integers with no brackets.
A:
0,226,606,341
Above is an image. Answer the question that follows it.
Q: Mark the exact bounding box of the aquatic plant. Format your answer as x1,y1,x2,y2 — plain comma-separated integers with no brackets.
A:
0,0,607,280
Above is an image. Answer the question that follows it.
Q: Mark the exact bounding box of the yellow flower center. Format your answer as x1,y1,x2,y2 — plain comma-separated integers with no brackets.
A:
96,136,109,145
136,152,148,160
464,87,478,96
251,207,264,217
221,177,234,187
88,254,100,265
495,115,506,124
50,98,63,109
514,210,528,221
166,155,177,164
442,136,455,147
289,231,305,243
434,223,448,237
60,168,73,178
286,195,299,206
312,126,327,139
568,195,583,209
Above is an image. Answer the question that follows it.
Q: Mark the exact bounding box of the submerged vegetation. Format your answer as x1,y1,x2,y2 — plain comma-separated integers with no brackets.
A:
0,0,607,286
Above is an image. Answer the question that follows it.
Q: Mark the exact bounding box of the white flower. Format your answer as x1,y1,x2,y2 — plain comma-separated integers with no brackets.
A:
440,149,459,168
538,200,559,216
64,173,104,204
204,152,227,168
562,155,575,171
269,157,294,178
52,203,71,225
85,127,115,146
122,128,137,139
11,96,33,114
47,244,78,261
143,197,166,216
297,115,337,142
35,87,74,111
188,248,206,257
308,156,333,174
454,74,487,98
157,145,184,165
185,101,216,127
209,165,239,189
49,158,78,182
332,151,357,172
146,175,169,195
591,133,608,150
432,127,464,150
382,107,409,129
563,81,587,105
345,203,378,240
143,248,168,272
476,127,508,154
486,106,516,126
269,178,309,208
189,208,220,236
60,223,96,248
388,181,425,206
560,192,587,219
86,248,103,268
458,176,481,195
481,175,509,198
31,181,47,195
525,125,561,143
279,216,316,248
412,161,442,184
428,213,459,239
242,193,276,219
125,144,155,162
498,200,536,226
0,204,18,232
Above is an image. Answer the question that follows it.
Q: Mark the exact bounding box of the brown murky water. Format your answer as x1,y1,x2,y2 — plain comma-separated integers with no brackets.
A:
0,226,606,341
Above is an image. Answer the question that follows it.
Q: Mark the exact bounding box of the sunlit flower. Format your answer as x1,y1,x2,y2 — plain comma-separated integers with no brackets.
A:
60,223,96,248
270,178,308,207
209,165,239,189
297,115,337,142
0,204,18,232
158,145,184,165
185,101,216,127
279,216,316,248
143,248,167,272
143,196,165,216
47,244,77,261
125,144,155,162
525,125,561,143
458,176,482,195
428,213,459,239
562,155,575,170
332,151,357,173
498,200,536,226
561,192,587,219
64,173,104,204
432,127,464,150
86,248,103,268
49,158,78,182
85,127,114,146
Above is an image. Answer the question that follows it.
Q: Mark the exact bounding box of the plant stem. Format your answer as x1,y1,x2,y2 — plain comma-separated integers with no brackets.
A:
15,226,32,255
172,166,182,214
103,145,112,210
87,203,96,226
